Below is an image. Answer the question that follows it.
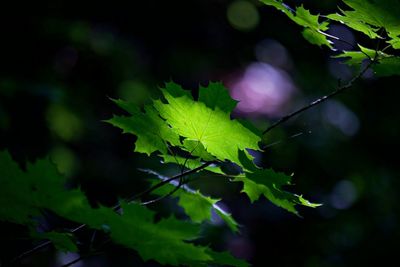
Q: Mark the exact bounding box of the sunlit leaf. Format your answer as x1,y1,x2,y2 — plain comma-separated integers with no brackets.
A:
153,82,261,167
327,12,380,39
182,139,215,161
327,0,400,48
260,0,332,48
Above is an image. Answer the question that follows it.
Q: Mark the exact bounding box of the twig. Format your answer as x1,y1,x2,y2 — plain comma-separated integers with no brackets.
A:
262,60,375,135
8,240,52,264
382,44,392,52
140,177,185,205
89,230,97,251
319,31,373,61
123,160,216,206
262,131,309,149
125,160,216,203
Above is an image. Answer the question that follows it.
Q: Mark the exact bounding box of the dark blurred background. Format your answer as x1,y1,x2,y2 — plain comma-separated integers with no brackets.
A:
1,0,400,266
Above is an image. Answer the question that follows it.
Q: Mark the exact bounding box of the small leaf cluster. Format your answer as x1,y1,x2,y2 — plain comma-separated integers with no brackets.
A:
261,0,400,76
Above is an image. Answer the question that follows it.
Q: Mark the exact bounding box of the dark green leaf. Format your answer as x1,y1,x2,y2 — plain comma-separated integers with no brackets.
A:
373,57,400,76
206,250,250,267
151,177,239,232
0,151,240,266
234,168,320,215
33,232,78,252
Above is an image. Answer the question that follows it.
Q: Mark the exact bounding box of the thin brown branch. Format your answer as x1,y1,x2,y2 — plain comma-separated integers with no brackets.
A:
140,177,185,205
262,60,375,135
320,31,373,61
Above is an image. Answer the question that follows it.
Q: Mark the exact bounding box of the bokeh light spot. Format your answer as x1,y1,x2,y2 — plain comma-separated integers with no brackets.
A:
228,62,295,116
323,100,360,136
327,24,355,51
69,22,91,44
118,80,149,105
90,27,115,54
47,105,84,141
330,180,358,210
50,146,78,176
227,0,260,31
255,39,292,69
227,236,254,260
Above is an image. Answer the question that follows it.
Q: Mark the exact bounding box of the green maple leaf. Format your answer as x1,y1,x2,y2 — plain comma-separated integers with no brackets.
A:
260,0,332,48
107,82,260,168
327,12,380,39
294,6,331,47
153,82,261,167
327,0,400,48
